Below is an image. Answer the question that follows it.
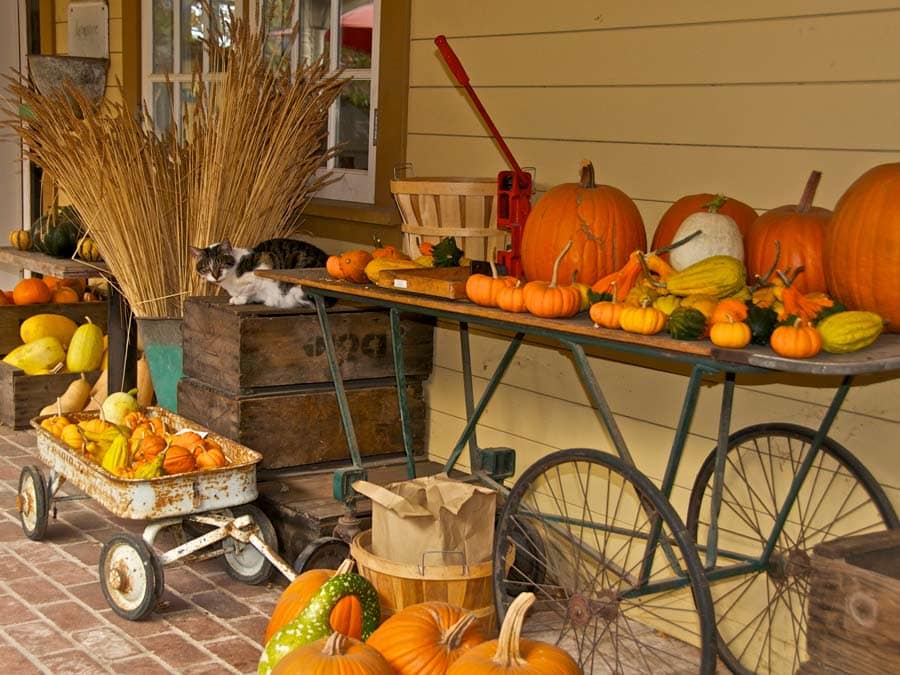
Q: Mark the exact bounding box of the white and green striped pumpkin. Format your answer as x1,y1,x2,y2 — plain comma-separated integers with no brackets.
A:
259,572,380,674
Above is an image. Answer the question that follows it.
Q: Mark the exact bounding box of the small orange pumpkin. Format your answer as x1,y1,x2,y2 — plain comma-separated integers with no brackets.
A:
195,444,227,469
770,319,822,359
265,559,364,643
326,255,344,279
619,299,667,335
339,250,375,284
496,280,527,313
710,315,752,349
271,632,392,675
51,286,80,303
162,445,196,475
371,244,410,260
523,241,582,318
590,300,624,329
711,298,749,324
133,434,167,463
465,257,516,308
13,278,52,305
169,430,203,448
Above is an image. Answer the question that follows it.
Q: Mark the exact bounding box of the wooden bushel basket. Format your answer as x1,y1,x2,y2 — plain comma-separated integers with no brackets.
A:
351,529,504,634
390,176,507,261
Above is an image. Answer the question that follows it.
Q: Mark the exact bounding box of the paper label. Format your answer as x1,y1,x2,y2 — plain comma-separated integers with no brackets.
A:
393,279,408,288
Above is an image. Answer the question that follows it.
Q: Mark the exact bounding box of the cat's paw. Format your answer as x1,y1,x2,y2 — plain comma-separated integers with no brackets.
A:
229,295,249,305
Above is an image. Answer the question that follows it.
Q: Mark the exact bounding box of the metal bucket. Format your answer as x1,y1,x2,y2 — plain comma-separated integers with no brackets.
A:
137,318,182,412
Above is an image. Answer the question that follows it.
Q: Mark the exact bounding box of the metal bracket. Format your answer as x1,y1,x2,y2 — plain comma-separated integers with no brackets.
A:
333,467,367,504
479,447,516,481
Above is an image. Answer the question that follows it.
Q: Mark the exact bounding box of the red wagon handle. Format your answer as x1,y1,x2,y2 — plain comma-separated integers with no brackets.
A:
434,35,524,176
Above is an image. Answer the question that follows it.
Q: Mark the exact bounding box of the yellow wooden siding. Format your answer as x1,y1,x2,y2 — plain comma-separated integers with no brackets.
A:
407,0,900,527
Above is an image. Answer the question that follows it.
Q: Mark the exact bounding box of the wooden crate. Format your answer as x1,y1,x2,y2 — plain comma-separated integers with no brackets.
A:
801,529,900,674
0,362,101,429
177,376,427,469
0,302,107,356
181,296,434,394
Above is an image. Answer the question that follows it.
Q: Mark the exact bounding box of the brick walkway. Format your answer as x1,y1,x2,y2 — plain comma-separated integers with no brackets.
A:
0,425,288,674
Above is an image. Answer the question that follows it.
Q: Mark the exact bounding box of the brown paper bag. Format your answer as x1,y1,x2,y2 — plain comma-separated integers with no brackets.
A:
353,473,496,567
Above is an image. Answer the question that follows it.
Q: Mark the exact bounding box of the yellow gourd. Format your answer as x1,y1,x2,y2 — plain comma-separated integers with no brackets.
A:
816,311,884,353
66,318,104,373
20,314,80,348
365,258,422,284
60,423,85,450
2,336,66,374
664,255,747,298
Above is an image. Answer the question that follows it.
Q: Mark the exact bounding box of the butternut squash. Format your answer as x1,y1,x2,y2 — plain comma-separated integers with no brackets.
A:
39,374,92,415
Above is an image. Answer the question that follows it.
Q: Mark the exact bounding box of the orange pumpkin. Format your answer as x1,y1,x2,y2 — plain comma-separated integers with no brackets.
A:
825,162,900,331
745,170,830,294
446,593,580,675
326,255,344,279
371,244,410,260
13,278,52,305
265,559,364,643
3,290,14,303
590,300,624,329
770,319,822,359
162,445,196,475
133,434,167,462
366,602,486,675
496,280,527,313
169,430,203,448
710,316,752,349
521,161,646,285
339,250,375,284
0,293,10,306
711,298,749,324
651,193,758,260
195,444,227,469
51,286,80,303
465,258,516,308
523,241,582,318
271,632,393,675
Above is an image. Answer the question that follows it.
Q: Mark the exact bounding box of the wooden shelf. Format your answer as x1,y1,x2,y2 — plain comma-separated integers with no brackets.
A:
0,248,108,279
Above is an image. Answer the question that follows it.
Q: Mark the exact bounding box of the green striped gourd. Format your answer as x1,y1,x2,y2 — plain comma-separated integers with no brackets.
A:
816,311,884,353
259,572,380,675
667,306,708,340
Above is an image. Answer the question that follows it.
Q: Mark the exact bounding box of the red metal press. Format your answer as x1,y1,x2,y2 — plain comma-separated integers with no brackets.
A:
434,35,533,279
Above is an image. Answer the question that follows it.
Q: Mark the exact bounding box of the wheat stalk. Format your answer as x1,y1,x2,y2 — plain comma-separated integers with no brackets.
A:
1,7,346,318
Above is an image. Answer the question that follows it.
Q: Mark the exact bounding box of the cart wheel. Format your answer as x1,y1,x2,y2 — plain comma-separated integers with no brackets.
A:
17,466,49,541
222,504,278,585
493,448,717,675
98,533,161,621
686,423,899,675
293,537,350,574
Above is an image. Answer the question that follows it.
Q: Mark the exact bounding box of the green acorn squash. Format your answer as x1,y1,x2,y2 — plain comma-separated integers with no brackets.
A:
32,206,82,258
667,306,707,340
746,303,779,345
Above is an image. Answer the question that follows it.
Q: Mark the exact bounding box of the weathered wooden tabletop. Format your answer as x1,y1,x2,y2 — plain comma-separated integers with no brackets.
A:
0,247,109,278
258,268,900,377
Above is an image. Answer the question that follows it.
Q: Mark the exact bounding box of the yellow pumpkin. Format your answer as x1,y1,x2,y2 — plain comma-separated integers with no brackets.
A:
20,313,79,348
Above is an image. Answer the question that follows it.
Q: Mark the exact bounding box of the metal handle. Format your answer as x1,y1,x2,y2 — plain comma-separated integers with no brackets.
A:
393,162,413,180
418,549,468,576
434,35,470,86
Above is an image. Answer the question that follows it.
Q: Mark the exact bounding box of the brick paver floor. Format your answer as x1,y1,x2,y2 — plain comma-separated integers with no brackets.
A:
0,425,288,674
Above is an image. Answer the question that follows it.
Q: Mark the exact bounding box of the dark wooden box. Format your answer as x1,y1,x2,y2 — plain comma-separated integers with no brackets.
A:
801,529,900,674
177,376,427,469
0,302,108,356
0,362,101,428
181,296,434,394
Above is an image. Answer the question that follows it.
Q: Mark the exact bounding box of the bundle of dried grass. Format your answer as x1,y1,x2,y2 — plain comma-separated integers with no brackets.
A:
2,10,345,318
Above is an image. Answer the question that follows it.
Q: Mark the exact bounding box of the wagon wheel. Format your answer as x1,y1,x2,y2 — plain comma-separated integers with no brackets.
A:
686,423,900,675
493,448,717,675
293,537,350,573
99,533,161,621
222,504,278,585
17,466,49,541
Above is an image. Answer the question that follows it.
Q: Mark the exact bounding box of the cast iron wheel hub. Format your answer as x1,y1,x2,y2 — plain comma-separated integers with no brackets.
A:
768,547,811,585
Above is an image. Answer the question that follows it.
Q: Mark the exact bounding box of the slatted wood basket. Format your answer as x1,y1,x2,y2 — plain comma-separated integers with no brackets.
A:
390,176,507,260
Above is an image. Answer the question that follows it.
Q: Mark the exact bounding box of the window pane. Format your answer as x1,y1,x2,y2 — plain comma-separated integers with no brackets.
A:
152,0,173,73
301,0,331,63
180,1,203,73
152,82,172,134
340,0,372,68
261,0,293,67
336,79,369,170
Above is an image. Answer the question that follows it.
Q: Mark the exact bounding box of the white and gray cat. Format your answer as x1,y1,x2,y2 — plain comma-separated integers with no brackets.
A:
190,238,328,308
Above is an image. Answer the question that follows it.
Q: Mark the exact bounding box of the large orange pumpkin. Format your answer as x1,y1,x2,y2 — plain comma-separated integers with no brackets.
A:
520,161,646,285
271,632,393,675
651,193,758,259
264,559,363,644
366,602,485,675
745,170,830,295
12,278,52,305
825,162,900,331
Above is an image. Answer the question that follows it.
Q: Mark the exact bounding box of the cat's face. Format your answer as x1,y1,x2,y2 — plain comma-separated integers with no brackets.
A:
189,240,236,283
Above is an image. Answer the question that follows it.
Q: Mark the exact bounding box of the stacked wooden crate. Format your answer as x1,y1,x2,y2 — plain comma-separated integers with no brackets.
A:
176,296,434,469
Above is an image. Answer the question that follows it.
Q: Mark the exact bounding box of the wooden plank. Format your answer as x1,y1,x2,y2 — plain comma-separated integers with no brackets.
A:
0,248,108,278
408,83,900,152
412,0,900,37
410,11,900,86
376,267,470,299
176,377,427,470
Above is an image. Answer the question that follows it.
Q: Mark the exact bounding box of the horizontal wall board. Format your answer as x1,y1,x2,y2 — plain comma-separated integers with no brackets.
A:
412,1,899,38
404,134,896,212
411,11,900,87
408,83,900,152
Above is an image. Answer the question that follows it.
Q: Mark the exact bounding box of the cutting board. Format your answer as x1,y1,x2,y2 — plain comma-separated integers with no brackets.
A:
376,266,471,299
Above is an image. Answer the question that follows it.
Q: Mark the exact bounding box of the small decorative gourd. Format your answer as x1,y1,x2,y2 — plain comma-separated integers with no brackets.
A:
710,315,752,349
496,280,527,313
66,317,104,373
668,195,745,271
271,632,393,675
260,571,381,675
446,592,581,675
523,241,581,318
76,235,103,262
816,311,884,353
366,601,486,675
619,300,667,335
769,319,822,359
711,298,749,324
663,256,747,298
465,254,516,307
667,306,708,340
9,229,33,251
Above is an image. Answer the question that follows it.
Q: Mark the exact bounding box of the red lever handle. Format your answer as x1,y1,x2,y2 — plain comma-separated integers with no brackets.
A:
434,35,469,86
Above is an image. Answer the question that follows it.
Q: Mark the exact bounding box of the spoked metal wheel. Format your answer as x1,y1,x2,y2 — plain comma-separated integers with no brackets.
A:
222,504,278,584
493,449,717,674
686,423,899,675
99,533,162,621
17,466,49,541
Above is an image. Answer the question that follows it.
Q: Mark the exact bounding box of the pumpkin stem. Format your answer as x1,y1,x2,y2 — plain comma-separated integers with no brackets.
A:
492,592,535,668
548,240,573,289
578,160,597,189
703,194,728,213
776,265,805,288
334,558,355,576
322,631,348,657
651,229,703,256
441,612,478,649
637,252,666,289
797,170,822,214
488,246,499,279
749,240,782,291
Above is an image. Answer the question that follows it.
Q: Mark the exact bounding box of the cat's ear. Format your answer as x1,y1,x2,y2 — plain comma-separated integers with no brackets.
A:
221,238,232,253
188,246,204,260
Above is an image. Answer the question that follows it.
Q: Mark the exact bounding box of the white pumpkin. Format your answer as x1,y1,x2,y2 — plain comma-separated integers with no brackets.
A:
668,196,745,270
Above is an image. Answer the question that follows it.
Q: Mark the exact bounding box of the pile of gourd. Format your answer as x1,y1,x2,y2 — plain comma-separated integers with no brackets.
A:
463,161,891,360
39,397,229,479
3,312,106,376
258,558,581,675
326,238,467,285
8,205,103,262
0,277,101,306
